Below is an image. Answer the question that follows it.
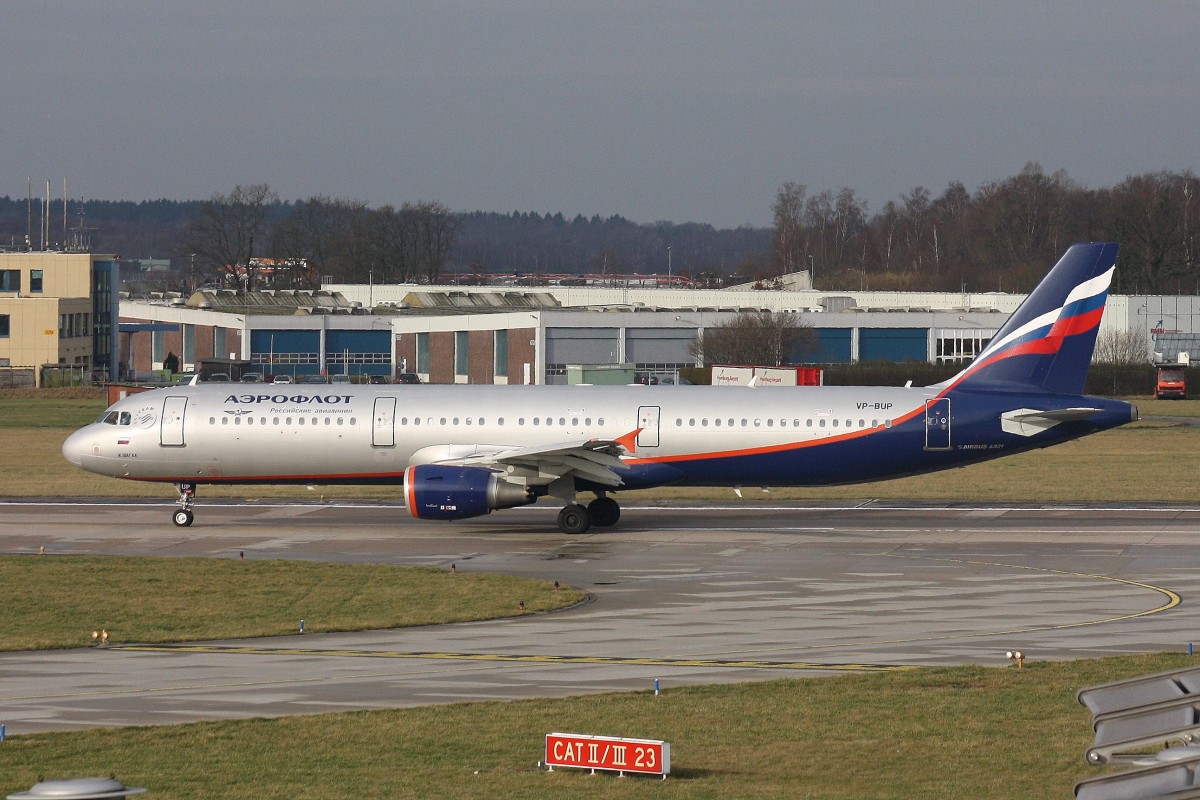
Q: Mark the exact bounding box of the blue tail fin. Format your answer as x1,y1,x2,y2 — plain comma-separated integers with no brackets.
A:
944,242,1118,395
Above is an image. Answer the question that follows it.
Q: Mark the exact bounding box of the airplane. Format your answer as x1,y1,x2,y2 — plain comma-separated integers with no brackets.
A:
63,241,1137,534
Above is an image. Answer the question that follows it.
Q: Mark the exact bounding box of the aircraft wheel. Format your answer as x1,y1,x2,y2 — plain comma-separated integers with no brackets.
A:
173,509,194,527
587,496,620,527
557,504,592,535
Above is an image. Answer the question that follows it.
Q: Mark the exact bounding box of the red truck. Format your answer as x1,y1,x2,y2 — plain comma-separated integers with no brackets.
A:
1155,367,1187,399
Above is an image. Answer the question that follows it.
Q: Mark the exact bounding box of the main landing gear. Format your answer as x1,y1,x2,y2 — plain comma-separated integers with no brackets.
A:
173,482,196,527
556,495,621,535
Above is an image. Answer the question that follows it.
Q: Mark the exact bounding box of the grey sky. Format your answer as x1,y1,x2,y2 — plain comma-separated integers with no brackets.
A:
5,2,1198,228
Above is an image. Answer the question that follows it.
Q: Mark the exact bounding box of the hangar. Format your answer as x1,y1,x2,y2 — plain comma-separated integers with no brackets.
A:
115,278,1200,385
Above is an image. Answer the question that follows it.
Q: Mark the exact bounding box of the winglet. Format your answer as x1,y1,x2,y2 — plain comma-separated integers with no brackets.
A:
614,427,643,454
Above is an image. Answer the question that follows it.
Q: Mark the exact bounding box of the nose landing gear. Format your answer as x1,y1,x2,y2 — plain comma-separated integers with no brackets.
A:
173,482,196,527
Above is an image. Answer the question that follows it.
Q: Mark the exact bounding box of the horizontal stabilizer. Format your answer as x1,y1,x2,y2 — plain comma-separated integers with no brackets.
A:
1000,407,1102,437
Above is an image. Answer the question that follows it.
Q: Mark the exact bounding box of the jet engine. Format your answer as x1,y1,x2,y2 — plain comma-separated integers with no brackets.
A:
403,465,535,521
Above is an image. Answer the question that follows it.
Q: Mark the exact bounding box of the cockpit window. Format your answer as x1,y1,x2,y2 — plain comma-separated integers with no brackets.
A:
119,411,132,425
100,411,119,425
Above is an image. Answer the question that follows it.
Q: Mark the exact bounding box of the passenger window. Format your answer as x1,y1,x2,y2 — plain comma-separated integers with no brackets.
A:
571,417,579,426
453,417,460,425
222,417,229,425
235,417,242,426
349,418,356,425
412,417,420,426
286,417,293,425
533,417,540,426
714,418,722,427
559,417,566,426
832,419,839,427
767,419,774,427
209,417,215,425
819,419,826,428
689,418,695,426
498,417,505,425
337,418,344,426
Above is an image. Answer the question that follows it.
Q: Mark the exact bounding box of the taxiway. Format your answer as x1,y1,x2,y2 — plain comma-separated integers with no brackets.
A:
2,500,1198,734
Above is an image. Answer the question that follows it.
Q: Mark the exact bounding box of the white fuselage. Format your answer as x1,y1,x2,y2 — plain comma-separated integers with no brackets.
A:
64,382,931,486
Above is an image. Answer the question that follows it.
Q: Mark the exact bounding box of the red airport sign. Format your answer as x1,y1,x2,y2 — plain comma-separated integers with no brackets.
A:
545,732,670,778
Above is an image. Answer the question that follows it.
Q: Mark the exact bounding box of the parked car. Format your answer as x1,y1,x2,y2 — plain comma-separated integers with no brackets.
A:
240,373,264,383
271,375,293,384
206,373,230,383
368,375,390,384
331,374,352,384
300,374,328,384
396,373,421,384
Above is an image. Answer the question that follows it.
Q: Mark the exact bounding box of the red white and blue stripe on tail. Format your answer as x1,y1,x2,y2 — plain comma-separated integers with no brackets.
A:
944,242,1118,396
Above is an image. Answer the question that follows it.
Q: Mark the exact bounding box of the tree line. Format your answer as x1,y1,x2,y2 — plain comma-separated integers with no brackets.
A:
0,164,1196,294
772,164,1199,295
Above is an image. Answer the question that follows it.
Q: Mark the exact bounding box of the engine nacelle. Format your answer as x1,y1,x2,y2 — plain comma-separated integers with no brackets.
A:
403,464,534,521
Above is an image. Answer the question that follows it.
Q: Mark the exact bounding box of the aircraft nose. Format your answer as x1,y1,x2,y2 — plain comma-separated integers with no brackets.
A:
61,428,87,467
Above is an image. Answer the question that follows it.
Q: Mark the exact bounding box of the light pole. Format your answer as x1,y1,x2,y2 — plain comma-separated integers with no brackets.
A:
808,254,814,289
667,246,672,286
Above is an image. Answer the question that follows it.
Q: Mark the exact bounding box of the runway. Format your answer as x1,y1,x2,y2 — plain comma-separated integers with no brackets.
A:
2,499,1200,734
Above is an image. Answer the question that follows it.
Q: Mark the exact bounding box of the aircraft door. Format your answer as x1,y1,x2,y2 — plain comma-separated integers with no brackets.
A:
160,396,187,447
924,398,951,450
372,397,397,447
636,405,660,448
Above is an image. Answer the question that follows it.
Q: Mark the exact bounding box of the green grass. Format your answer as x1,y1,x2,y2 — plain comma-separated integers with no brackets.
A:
0,653,1189,799
0,556,585,651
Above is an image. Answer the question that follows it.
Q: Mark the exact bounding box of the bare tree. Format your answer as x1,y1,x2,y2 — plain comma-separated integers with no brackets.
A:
272,195,366,286
1093,327,1152,364
403,200,459,283
689,311,817,366
772,182,808,278
184,184,278,291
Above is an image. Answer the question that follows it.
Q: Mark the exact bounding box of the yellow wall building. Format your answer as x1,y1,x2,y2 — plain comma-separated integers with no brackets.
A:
0,252,120,386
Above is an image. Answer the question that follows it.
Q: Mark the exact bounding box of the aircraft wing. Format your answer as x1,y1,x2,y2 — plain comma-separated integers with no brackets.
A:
425,429,641,490
1000,407,1103,437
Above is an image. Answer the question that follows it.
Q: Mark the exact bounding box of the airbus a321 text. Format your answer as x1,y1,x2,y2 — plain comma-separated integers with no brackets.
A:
64,242,1137,534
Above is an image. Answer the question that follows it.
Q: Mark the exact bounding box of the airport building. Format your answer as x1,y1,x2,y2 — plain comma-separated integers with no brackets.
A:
0,251,120,386
110,277,1200,385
